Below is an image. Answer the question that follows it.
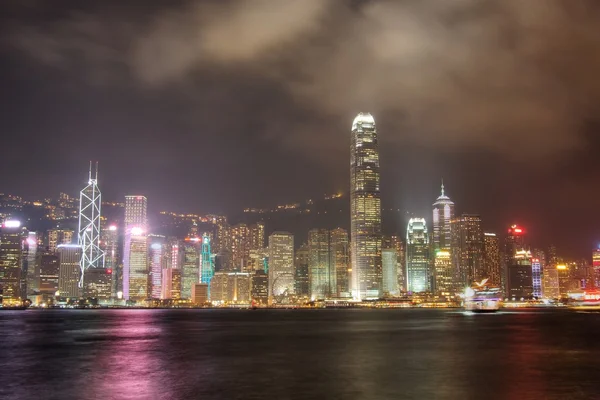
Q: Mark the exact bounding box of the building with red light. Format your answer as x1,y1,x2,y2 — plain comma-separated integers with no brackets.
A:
593,247,600,287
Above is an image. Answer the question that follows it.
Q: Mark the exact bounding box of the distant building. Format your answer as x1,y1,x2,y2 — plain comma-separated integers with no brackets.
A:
191,283,209,305
542,267,560,299
57,244,82,299
251,270,269,305
23,231,38,296
161,268,181,300
531,257,542,298
593,247,600,287
433,249,453,295
210,272,251,304
406,218,430,293
330,228,349,297
432,182,455,251
83,268,112,299
294,244,310,297
39,252,60,295
507,250,533,300
47,229,74,252
268,232,294,298
350,112,382,300
101,225,119,297
181,238,201,299
483,233,502,286
451,214,484,288
308,229,333,300
123,227,148,301
148,235,167,299
382,248,399,296
0,220,23,304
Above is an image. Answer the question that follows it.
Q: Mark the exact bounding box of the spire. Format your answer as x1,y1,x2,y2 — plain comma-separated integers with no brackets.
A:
95,161,99,181
88,161,92,181
441,179,445,197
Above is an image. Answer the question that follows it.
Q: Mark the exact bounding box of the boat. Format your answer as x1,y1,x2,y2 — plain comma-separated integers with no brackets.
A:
567,289,600,311
463,279,502,313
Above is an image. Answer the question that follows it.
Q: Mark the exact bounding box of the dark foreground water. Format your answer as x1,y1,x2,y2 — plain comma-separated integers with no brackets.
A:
1,309,599,400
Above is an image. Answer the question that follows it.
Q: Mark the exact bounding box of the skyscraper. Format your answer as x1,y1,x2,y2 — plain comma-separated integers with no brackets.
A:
406,218,430,293
101,225,119,297
432,182,454,251
148,234,167,299
57,244,82,299
0,220,23,304
294,244,310,297
181,238,201,299
593,247,600,287
483,233,502,286
451,214,484,288
350,112,382,300
382,248,399,296
433,249,453,295
330,228,349,297
123,196,148,301
200,233,214,286
507,249,533,299
268,232,294,299
308,229,332,300
24,231,38,296
78,163,105,288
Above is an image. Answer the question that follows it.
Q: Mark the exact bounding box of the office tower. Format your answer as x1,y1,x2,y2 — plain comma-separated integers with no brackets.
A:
47,229,74,252
78,163,105,288
57,244,82,299
161,268,181,300
384,235,405,291
251,270,269,305
123,196,148,301
308,229,332,300
230,223,249,271
83,268,112,299
191,283,209,305
433,249,453,295
382,248,399,296
531,257,542,298
249,222,265,251
294,244,310,297
432,182,454,250
125,196,148,229
123,227,148,301
406,218,430,293
482,233,502,287
507,250,533,300
0,220,23,304
593,247,600,287
350,112,382,300
247,248,268,272
101,225,119,297
542,267,560,299
148,235,167,299
24,231,38,296
213,217,230,255
451,214,484,288
200,233,214,286
268,232,295,298
39,252,60,295
169,238,180,270
330,228,349,297
181,238,201,299
209,272,252,304
556,264,571,297
505,224,527,263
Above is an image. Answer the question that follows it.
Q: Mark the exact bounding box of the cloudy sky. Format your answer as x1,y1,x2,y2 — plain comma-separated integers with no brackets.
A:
1,0,599,256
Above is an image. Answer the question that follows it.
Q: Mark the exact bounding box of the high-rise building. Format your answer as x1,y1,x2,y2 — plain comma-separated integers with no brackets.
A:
24,231,38,296
101,225,119,297
483,233,502,287
47,229,74,252
406,218,430,293
433,249,453,295
57,244,82,299
432,182,455,250
268,232,294,298
78,163,105,288
210,272,251,304
382,248,399,296
0,220,23,304
383,235,405,291
123,195,148,302
251,270,269,305
507,250,533,300
350,112,382,300
200,233,214,286
181,238,201,299
83,268,112,299
593,247,600,287
330,228,349,297
161,268,181,300
451,214,484,288
531,257,542,298
191,283,209,305
294,244,310,297
308,229,332,300
542,267,560,299
123,227,148,301
230,223,249,271
148,235,167,299
39,252,60,295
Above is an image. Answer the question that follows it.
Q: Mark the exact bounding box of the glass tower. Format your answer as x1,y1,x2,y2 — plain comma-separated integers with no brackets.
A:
406,218,430,293
350,112,382,300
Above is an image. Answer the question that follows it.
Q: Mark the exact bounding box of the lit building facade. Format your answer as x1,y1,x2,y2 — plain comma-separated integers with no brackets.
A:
308,229,332,300
57,244,82,299
83,268,112,299
330,228,349,297
39,252,60,295
433,249,453,295
191,283,209,305
294,244,310,297
24,231,38,296
251,270,269,305
148,235,167,299
507,250,533,300
483,233,502,286
382,248,399,296
210,272,251,304
47,229,74,252
350,112,382,300
161,268,181,300
542,267,560,299
101,225,119,297
200,233,214,286
123,227,148,301
268,232,295,298
406,218,430,293
181,238,201,299
451,214,484,288
531,257,542,298
593,247,600,287
0,220,23,304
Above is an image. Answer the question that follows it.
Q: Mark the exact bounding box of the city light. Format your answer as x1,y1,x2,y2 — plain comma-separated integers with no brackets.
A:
3,220,21,228
108,225,117,231
130,226,144,236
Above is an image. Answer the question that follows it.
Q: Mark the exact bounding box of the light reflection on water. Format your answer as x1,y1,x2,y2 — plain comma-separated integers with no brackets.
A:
0,309,599,400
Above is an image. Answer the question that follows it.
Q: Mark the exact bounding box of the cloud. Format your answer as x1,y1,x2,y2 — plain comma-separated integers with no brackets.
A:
5,0,600,158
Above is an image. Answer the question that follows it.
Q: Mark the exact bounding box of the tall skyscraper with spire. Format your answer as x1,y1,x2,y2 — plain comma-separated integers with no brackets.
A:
78,162,104,288
350,112,382,300
432,182,454,294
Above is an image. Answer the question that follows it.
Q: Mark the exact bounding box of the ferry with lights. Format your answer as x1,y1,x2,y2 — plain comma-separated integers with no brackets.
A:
567,289,600,311
463,279,502,312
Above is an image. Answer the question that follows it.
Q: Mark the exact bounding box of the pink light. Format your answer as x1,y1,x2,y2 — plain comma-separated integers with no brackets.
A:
3,220,21,228
26,238,36,246
130,227,144,236
108,225,117,231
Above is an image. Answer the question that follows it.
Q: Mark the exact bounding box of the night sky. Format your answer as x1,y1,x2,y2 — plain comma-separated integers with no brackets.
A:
1,0,599,257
